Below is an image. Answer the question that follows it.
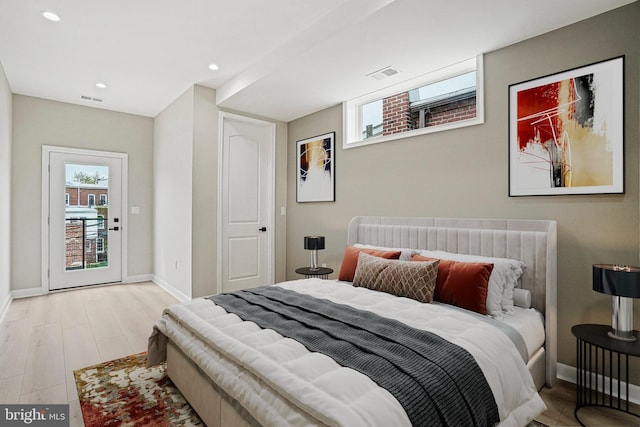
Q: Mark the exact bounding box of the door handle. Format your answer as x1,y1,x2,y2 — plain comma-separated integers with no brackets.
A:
108,226,120,231
258,227,267,232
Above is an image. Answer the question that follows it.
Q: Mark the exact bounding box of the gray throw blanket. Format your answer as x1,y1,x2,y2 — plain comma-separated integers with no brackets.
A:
209,286,499,427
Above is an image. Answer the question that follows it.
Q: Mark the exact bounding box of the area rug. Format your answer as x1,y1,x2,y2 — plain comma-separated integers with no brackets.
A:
74,352,203,426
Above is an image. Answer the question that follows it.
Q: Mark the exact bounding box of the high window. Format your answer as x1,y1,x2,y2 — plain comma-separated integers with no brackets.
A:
88,194,95,206
344,56,483,148
100,194,107,205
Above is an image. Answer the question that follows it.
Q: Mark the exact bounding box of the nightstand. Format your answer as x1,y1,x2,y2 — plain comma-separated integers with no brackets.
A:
572,324,640,426
295,267,333,279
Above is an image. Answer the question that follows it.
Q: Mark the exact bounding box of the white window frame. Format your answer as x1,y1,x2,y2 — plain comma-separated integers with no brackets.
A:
88,194,95,206
96,238,105,253
343,55,484,149
100,194,107,205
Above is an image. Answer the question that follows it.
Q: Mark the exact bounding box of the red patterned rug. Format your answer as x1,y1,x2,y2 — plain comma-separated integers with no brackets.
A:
74,352,203,426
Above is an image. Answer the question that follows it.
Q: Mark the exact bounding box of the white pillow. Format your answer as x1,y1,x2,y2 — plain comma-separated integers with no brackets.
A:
353,243,416,261
418,250,526,317
513,288,532,309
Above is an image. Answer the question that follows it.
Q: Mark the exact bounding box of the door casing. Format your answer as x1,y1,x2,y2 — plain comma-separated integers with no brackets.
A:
217,112,275,294
41,145,128,293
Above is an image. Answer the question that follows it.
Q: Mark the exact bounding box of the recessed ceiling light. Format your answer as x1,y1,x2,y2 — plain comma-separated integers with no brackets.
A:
41,11,61,22
96,82,107,89
208,63,219,71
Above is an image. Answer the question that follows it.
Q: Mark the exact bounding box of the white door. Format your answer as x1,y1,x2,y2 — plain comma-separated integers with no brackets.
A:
220,113,275,293
47,148,125,290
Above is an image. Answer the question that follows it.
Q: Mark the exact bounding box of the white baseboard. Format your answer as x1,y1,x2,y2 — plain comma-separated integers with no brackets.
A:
7,274,153,300
124,274,154,284
0,293,12,325
11,287,47,299
557,362,640,405
152,276,191,303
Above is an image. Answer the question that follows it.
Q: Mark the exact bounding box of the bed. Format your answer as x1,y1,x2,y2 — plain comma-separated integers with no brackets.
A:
148,216,557,427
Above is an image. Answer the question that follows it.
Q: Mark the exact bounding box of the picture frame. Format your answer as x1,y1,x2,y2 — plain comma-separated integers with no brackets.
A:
509,56,624,196
296,132,335,202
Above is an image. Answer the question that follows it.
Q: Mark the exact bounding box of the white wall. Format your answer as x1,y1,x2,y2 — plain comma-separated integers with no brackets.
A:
11,95,154,291
192,85,219,298
153,87,194,300
0,61,12,316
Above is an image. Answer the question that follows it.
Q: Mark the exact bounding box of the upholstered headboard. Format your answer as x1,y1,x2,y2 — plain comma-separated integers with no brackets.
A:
347,216,557,386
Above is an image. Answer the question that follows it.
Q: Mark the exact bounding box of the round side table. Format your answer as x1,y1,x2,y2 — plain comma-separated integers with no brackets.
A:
295,267,333,279
572,323,640,426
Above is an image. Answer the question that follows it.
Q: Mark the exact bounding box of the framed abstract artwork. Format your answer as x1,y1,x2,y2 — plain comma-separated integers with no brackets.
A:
509,56,624,196
297,132,335,202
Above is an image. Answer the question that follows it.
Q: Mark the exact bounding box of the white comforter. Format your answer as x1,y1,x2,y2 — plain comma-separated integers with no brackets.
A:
152,279,546,427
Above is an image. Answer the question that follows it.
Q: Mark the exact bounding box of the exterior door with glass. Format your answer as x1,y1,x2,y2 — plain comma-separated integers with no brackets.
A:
47,148,124,290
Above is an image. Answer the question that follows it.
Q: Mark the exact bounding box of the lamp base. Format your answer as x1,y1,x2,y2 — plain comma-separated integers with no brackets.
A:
609,295,636,342
310,250,319,271
608,330,636,342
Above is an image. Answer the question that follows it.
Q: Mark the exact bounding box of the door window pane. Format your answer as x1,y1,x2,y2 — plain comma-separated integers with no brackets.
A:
64,164,109,270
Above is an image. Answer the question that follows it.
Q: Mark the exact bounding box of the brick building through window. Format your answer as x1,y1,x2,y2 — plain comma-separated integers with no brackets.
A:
380,87,476,137
64,182,109,270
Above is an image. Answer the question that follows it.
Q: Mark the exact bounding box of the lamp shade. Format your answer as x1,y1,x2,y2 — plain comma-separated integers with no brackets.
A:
304,236,325,250
593,264,640,298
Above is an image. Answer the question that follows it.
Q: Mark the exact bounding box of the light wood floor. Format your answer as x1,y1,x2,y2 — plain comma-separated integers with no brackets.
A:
1,282,639,427
0,281,179,426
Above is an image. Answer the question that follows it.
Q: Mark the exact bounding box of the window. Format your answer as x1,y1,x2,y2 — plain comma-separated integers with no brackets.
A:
65,193,69,206
86,240,92,252
88,194,95,206
96,238,104,253
344,56,484,148
361,99,383,139
97,215,104,229
100,194,107,205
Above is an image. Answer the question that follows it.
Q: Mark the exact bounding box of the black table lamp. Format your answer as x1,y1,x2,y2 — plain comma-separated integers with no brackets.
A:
593,264,640,342
304,236,325,271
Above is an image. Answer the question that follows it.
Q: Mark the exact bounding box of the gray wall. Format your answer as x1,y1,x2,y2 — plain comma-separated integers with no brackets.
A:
0,62,11,309
286,3,640,370
11,95,154,290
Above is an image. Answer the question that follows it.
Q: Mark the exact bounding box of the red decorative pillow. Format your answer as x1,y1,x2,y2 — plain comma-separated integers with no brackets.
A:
338,246,402,282
411,254,493,315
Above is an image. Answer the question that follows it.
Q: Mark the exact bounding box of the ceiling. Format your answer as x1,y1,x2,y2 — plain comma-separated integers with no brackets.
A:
0,0,635,122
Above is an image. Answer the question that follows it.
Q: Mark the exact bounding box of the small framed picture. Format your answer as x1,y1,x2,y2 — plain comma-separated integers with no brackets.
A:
509,56,624,196
296,132,335,202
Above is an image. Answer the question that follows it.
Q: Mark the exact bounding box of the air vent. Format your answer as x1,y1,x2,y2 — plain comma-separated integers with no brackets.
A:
80,95,103,102
367,66,399,80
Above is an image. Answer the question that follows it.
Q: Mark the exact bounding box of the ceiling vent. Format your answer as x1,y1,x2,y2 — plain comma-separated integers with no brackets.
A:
367,66,399,80
81,95,103,102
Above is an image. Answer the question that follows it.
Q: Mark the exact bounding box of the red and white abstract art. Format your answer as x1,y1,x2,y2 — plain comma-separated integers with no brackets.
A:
509,56,624,196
